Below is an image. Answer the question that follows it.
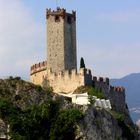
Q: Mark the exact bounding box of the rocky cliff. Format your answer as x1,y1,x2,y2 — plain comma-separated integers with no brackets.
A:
77,106,138,140
0,77,139,140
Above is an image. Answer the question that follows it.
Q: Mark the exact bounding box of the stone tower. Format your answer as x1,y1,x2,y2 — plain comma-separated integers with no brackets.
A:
46,8,77,73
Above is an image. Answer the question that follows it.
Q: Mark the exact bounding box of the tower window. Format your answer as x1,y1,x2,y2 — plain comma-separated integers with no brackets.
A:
55,16,60,22
67,16,71,24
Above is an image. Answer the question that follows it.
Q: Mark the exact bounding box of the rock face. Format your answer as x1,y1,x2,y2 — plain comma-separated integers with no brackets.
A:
0,78,139,140
77,106,137,140
79,108,121,140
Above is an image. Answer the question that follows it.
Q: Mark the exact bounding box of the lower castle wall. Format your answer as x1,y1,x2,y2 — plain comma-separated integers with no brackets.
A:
30,67,93,93
92,77,110,94
47,68,92,93
30,70,47,85
107,89,126,113
92,77,126,113
94,81,109,94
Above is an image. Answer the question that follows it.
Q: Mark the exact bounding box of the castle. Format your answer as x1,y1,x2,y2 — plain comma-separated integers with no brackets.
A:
30,8,125,98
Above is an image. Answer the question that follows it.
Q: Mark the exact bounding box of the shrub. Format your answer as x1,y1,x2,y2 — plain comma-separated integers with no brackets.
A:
50,108,83,140
88,95,96,105
0,97,83,140
35,85,43,92
87,87,105,99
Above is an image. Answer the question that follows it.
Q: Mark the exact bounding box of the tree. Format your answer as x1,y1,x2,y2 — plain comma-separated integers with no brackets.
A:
80,57,85,68
49,109,83,140
0,97,83,140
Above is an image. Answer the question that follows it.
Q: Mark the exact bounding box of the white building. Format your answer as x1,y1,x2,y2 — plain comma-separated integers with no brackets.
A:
58,92,112,109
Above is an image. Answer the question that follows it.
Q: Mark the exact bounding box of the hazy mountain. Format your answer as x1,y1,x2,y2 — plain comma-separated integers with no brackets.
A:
111,73,140,122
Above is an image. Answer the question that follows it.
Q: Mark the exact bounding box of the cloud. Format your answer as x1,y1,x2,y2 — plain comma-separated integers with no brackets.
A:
0,0,45,79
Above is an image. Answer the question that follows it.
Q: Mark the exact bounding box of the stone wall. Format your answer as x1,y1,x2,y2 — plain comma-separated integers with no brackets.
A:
93,76,110,94
47,68,92,93
92,76,126,113
30,61,47,85
64,12,77,71
107,86,126,113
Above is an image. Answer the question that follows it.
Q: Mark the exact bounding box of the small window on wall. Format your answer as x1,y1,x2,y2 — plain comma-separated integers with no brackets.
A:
55,16,60,22
67,16,71,24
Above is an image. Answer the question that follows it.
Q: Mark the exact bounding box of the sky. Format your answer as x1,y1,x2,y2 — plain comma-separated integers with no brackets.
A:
0,0,140,80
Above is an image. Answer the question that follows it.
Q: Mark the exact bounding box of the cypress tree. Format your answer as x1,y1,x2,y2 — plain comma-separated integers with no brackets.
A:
80,57,85,68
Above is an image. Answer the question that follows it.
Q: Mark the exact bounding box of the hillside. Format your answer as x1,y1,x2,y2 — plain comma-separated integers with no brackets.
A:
0,77,50,109
111,73,140,122
0,77,139,140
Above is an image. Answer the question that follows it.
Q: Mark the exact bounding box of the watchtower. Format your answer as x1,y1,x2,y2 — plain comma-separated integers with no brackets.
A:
46,8,77,73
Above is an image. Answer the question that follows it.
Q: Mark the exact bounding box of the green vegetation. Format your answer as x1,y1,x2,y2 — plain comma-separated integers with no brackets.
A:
74,86,106,99
80,57,85,68
87,86,106,99
111,111,125,122
35,85,43,92
111,111,135,140
50,109,83,140
74,86,91,94
0,97,83,140
88,95,96,105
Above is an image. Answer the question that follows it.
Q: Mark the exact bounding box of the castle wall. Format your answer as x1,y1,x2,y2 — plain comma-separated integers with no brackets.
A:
47,68,92,93
30,61,47,85
107,86,126,113
92,77,126,113
30,70,47,85
92,76,110,94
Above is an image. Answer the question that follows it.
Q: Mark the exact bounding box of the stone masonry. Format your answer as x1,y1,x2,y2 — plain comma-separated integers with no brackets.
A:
47,8,77,74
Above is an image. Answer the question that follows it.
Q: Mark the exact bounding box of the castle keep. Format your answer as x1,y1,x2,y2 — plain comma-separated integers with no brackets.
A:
30,8,125,99
47,8,77,73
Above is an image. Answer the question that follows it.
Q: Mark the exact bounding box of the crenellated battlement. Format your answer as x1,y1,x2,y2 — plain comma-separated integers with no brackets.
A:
46,8,76,21
110,86,125,92
93,76,110,85
47,68,91,81
30,61,47,75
